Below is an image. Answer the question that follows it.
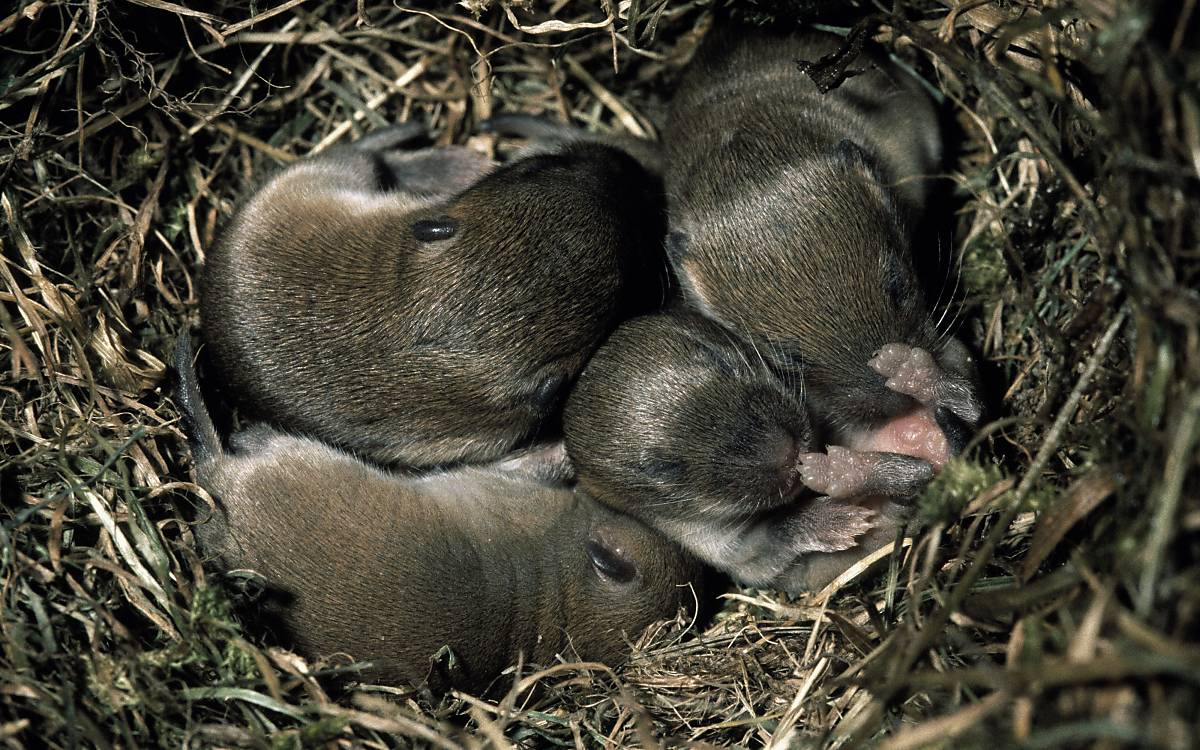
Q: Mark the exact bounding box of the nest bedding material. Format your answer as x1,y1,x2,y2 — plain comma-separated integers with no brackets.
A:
2,0,1198,747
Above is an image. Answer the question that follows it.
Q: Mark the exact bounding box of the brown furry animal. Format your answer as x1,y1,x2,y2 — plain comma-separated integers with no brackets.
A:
563,312,930,590
175,336,702,693
201,123,665,469
663,28,983,493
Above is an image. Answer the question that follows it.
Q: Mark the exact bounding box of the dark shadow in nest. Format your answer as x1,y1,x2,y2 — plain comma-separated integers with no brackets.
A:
910,90,1013,450
716,0,878,31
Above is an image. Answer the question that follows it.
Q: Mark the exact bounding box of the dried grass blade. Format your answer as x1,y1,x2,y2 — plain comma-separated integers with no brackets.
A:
1020,468,1117,581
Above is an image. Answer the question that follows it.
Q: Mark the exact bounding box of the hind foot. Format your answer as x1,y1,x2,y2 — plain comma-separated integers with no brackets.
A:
799,446,933,501
782,495,877,554
352,122,427,152
772,501,910,594
480,114,662,173
346,123,495,197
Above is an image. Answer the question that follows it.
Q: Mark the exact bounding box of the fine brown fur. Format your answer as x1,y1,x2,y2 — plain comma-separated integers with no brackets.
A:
201,125,665,469
175,336,702,694
563,312,889,590
663,28,982,449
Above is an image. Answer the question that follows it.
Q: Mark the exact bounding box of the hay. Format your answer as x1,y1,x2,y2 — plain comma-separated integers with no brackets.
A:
2,0,1197,746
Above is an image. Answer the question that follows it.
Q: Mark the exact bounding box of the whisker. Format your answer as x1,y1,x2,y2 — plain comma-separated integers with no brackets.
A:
922,232,955,333
935,234,966,348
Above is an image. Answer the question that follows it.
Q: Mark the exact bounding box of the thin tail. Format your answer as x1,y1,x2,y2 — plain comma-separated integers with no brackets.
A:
173,332,223,467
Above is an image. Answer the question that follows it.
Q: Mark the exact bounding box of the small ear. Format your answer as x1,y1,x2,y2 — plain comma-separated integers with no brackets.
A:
586,529,638,583
411,217,458,242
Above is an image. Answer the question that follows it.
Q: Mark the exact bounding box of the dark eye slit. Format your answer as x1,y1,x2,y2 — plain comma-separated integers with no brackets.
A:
640,456,687,484
586,539,637,583
411,217,458,242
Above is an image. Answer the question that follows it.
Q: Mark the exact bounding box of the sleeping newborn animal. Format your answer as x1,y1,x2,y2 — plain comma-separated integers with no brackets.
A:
201,123,665,469
663,27,984,497
176,336,703,693
563,313,930,591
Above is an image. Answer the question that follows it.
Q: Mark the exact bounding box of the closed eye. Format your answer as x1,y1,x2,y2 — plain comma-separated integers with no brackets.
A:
586,539,637,583
639,456,687,484
528,372,566,411
506,364,570,413
411,216,458,242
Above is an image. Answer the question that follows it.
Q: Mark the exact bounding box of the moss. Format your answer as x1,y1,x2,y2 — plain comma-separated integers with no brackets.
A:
917,458,1006,525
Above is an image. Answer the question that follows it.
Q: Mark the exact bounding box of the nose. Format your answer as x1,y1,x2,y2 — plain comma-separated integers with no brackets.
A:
765,428,801,489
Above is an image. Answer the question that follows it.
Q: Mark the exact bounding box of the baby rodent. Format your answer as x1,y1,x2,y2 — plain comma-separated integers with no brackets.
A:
562,313,930,590
201,123,665,469
175,336,703,693
663,28,983,486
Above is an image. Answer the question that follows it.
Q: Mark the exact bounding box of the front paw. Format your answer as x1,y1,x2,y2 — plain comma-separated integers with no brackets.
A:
800,446,933,500
869,343,940,404
798,446,873,497
870,343,983,433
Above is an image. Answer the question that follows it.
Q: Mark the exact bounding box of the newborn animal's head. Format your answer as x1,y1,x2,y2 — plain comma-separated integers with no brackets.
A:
408,143,665,407
553,497,705,665
202,130,666,468
564,313,815,522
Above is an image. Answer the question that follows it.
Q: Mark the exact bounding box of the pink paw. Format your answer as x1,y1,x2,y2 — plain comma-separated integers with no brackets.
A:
800,446,935,500
869,343,940,405
799,446,874,498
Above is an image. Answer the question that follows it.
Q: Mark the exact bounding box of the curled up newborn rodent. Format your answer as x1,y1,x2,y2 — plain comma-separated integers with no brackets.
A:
563,312,931,592
201,122,666,470
175,335,704,693
663,26,984,492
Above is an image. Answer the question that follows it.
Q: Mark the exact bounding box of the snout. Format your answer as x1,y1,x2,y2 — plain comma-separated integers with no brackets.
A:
763,427,807,501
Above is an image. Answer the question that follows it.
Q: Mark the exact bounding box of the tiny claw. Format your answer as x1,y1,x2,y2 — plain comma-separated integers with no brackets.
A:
815,499,877,551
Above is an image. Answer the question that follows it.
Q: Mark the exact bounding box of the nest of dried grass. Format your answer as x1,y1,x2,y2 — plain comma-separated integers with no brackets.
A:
2,0,1198,747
